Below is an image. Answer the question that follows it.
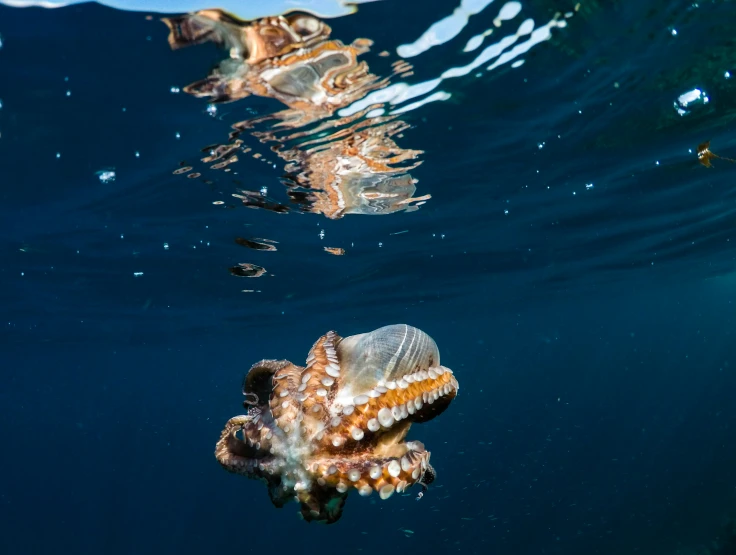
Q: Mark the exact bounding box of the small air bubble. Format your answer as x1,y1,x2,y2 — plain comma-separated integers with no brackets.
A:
725,71,732,79
504,209,509,215
135,151,140,158
537,142,545,149
175,132,181,139
163,243,169,250
56,153,61,159
671,28,677,36
66,90,71,97
170,86,180,94
260,186,268,196
96,170,116,184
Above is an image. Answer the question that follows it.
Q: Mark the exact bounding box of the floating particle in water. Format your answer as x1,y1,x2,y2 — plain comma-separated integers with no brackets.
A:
135,151,140,158
96,169,116,183
725,71,732,79
229,263,266,278
0,99,3,109
213,200,224,205
234,237,278,251
504,209,509,215
175,132,181,139
260,186,268,196
66,90,71,97
206,104,217,117
133,272,144,277
56,153,61,159
670,28,678,36
0,34,3,49
674,88,709,116
585,183,594,189
170,86,180,94
324,247,345,256
318,229,325,240
538,142,545,149
163,243,169,250
173,166,192,175
697,141,736,168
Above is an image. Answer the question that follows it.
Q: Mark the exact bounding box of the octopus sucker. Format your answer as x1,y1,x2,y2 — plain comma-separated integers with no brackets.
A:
214,324,458,523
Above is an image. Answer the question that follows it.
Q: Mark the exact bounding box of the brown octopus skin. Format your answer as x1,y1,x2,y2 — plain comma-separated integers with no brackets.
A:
214,327,459,523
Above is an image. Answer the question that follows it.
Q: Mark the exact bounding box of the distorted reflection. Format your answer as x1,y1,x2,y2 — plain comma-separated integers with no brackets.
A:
163,9,429,219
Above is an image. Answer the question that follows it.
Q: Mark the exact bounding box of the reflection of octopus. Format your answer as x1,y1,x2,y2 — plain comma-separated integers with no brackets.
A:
215,324,459,523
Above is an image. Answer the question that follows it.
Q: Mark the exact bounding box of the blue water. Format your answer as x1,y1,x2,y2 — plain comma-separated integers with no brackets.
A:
2,1,736,553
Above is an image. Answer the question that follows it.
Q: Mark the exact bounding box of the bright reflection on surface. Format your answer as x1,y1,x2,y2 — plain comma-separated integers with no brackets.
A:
0,0,374,18
340,8,571,119
397,0,496,58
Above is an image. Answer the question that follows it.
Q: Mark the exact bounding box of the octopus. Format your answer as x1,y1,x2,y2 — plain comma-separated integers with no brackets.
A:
215,324,459,523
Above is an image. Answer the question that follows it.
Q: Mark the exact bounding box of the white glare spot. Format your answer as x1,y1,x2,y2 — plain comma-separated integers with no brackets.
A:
671,29,677,36
206,104,217,117
726,71,732,79
163,243,169,250
133,272,144,277
170,86,180,94
96,170,116,184
511,59,525,68
175,132,181,139
585,183,594,189
675,88,708,115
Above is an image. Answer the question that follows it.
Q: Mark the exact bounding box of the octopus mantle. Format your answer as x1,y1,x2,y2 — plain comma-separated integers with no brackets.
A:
214,324,459,523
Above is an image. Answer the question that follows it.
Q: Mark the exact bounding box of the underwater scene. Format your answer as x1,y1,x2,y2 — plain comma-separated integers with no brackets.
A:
2,0,736,553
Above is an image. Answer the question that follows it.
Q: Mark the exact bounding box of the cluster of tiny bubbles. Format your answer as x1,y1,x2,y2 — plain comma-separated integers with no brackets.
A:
206,104,217,117
674,87,709,116
96,170,116,184
170,86,180,94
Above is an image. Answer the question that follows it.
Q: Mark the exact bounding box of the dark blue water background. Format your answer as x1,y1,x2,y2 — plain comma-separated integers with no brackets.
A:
2,1,736,553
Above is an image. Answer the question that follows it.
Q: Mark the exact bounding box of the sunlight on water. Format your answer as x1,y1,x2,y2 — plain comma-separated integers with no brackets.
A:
339,5,574,118
0,0,374,18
